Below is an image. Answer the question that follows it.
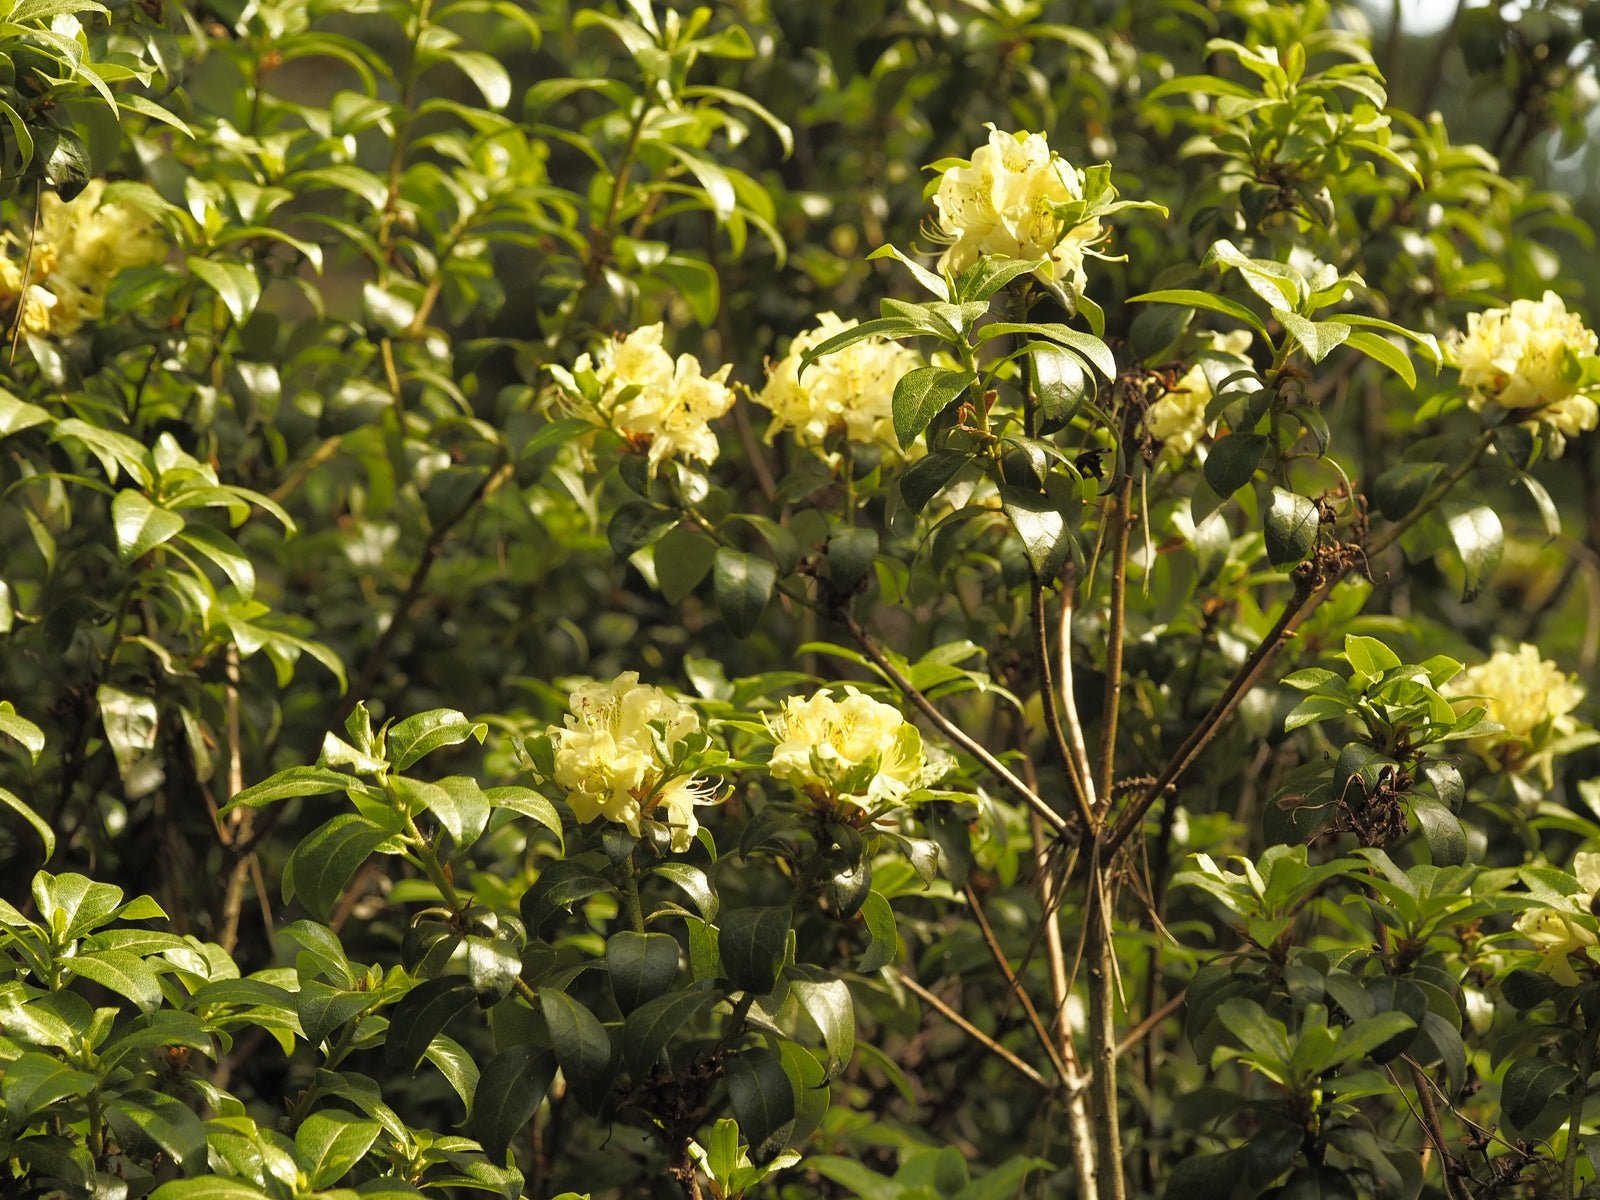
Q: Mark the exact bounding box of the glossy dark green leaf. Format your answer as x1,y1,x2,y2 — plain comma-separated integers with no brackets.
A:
621,988,719,1079
1409,799,1466,866
1373,461,1443,520
713,548,775,638
540,990,616,1114
825,526,878,596
469,1045,556,1159
787,965,854,1080
606,930,681,1013
1265,487,1319,567
1203,433,1267,496
384,979,478,1071
519,859,612,934
1443,503,1502,601
104,1089,206,1172
650,863,718,921
899,450,971,514
466,936,522,1002
387,708,487,771
999,485,1073,581
726,1047,797,1163
718,905,791,994
1,1052,97,1119
283,814,391,922
608,501,677,557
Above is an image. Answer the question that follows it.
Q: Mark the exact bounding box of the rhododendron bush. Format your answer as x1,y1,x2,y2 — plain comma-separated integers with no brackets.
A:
5,1,1600,1198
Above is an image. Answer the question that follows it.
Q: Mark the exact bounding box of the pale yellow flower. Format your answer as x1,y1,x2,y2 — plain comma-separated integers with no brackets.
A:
1514,853,1600,985
756,312,922,458
0,181,166,337
1145,331,1253,457
570,325,735,469
1448,643,1585,781
932,126,1104,294
766,687,927,810
546,672,714,851
1451,291,1600,456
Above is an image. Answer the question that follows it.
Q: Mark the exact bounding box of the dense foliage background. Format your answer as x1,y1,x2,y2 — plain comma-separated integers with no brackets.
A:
6,0,1600,1197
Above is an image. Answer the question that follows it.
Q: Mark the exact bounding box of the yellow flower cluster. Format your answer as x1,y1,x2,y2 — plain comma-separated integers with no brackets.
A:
0,181,166,337
932,126,1104,294
756,312,921,458
766,687,927,810
569,324,735,469
1145,331,1254,457
1448,643,1584,778
1514,852,1600,986
546,672,716,851
1451,291,1600,456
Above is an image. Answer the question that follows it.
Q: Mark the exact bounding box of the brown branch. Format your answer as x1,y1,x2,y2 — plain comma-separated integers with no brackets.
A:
1115,990,1185,1059
1032,583,1094,828
964,881,1073,1083
898,972,1051,1089
1097,470,1134,813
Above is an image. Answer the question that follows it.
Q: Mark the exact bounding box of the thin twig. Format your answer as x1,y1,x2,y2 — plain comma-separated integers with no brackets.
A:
839,609,1067,833
898,972,1051,1089
1097,468,1134,811
1032,582,1094,827
1115,991,1186,1059
964,881,1072,1082
1055,573,1098,810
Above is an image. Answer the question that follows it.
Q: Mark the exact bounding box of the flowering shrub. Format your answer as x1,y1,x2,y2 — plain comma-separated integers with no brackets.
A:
4,2,1600,1200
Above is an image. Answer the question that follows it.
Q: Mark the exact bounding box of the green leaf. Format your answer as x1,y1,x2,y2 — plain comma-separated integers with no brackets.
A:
976,322,1117,379
105,1089,206,1172
621,988,719,1079
465,935,522,1002
651,862,718,921
1343,330,1416,388
540,990,616,1114
283,814,391,922
189,258,262,325
1274,310,1350,363
1373,462,1443,520
65,948,163,1013
520,860,613,934
713,548,775,638
0,390,50,438
726,1047,797,1163
0,702,45,762
1265,488,1319,568
866,243,951,299
826,526,878,595
151,1180,276,1200
223,765,359,812
296,981,374,1046
0,787,54,857
1126,289,1269,339
296,1109,382,1189
1501,1057,1574,1130
797,318,923,377
609,501,677,557
1443,503,1502,601
1032,345,1090,429
655,526,717,603
954,256,1047,301
1,1051,97,1119
787,965,854,1080
111,490,185,563
96,684,159,794
470,1045,556,1159
1410,799,1467,866
34,871,124,942
892,367,978,448
387,708,487,771
858,892,900,972
899,450,970,514
719,905,791,994
1000,486,1073,582
385,979,478,1071
606,930,681,1013
1203,433,1267,496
